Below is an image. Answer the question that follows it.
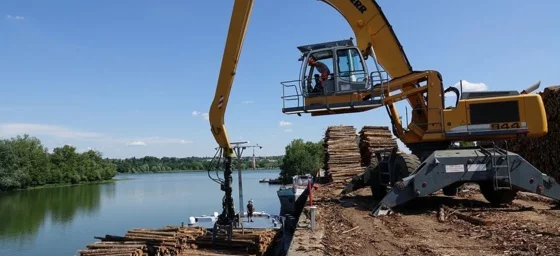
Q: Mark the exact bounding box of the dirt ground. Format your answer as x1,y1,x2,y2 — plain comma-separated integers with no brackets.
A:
295,183,560,256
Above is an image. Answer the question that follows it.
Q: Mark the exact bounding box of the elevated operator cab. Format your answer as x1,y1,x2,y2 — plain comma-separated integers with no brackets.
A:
281,39,385,116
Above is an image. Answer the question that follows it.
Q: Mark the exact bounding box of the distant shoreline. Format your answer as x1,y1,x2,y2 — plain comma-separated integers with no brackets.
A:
116,168,280,174
1,179,125,193
1,169,280,193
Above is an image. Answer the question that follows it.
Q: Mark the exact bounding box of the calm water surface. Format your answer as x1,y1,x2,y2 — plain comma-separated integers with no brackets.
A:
0,169,282,256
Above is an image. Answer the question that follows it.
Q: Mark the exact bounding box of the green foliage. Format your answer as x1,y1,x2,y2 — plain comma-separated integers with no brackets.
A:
108,155,283,173
279,138,323,183
0,135,117,192
0,134,283,191
459,141,475,147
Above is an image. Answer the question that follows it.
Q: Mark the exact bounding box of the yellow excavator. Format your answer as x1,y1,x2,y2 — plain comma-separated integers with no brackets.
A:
209,0,560,227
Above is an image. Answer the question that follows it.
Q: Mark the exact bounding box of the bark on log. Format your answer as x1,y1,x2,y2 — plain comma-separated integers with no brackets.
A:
323,125,364,185
442,205,493,226
80,226,276,256
86,243,146,249
359,126,397,167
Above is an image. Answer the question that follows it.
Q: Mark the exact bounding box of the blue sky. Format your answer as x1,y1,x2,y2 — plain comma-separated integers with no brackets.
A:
1,0,558,159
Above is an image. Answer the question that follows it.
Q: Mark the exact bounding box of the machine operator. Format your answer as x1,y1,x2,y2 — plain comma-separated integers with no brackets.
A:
308,56,330,94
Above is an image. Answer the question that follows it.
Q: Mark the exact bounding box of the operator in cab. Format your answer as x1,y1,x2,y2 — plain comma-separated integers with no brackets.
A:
308,56,330,94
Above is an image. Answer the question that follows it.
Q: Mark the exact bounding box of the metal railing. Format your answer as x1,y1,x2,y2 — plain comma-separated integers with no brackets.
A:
280,80,301,110
398,106,446,135
280,71,384,112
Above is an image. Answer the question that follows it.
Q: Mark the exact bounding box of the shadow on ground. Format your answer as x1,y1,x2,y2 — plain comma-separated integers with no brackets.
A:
323,191,540,216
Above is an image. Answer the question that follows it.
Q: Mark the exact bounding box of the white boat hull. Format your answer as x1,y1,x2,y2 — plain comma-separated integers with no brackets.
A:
277,187,306,215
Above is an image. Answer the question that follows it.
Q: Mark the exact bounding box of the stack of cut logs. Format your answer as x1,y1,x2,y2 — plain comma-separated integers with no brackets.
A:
358,126,397,167
77,226,277,256
495,86,560,182
323,125,364,188
188,228,277,255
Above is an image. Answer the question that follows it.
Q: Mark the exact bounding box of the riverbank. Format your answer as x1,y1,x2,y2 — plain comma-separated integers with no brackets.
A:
288,183,560,255
0,178,124,193
117,168,280,174
8,178,128,191
2,168,281,192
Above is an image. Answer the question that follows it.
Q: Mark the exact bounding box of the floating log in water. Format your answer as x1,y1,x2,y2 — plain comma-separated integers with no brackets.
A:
78,226,278,256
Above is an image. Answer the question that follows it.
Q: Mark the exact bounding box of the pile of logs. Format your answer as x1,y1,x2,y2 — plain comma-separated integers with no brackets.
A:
323,125,364,188
496,86,560,182
186,228,277,255
358,126,397,167
77,226,278,256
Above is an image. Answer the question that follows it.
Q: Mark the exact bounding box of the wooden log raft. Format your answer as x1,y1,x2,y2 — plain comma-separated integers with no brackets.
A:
323,125,364,188
78,226,277,256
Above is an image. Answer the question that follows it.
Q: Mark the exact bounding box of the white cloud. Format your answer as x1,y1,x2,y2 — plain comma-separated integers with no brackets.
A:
5,15,25,20
445,80,488,97
279,121,292,127
79,146,98,153
129,137,193,146
0,123,104,139
0,123,193,149
127,141,146,146
284,129,293,132
241,100,254,104
455,80,488,92
192,111,209,120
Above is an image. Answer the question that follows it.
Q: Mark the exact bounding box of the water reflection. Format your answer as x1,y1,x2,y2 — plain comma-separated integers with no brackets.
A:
0,182,115,243
0,171,280,255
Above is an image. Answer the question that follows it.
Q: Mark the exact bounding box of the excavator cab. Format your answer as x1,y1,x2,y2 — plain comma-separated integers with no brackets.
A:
281,39,384,116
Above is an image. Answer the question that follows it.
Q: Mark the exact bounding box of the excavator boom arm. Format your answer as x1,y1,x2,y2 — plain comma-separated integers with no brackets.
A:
209,0,254,156
209,0,418,152
320,0,412,77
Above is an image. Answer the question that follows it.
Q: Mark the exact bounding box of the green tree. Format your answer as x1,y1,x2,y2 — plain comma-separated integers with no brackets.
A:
459,141,475,147
0,134,117,192
279,139,323,184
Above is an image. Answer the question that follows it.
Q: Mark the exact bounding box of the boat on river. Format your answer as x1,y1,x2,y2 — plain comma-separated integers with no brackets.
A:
267,178,283,185
277,174,313,215
188,211,281,229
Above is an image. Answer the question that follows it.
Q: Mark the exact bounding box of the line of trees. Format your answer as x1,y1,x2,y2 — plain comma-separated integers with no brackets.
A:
109,155,283,173
0,134,286,191
0,135,118,192
278,138,324,183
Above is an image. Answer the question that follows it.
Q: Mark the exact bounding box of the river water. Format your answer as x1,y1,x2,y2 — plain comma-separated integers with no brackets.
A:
0,169,282,256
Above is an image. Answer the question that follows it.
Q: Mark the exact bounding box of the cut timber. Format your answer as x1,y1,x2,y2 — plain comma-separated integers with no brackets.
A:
323,125,364,189
339,125,398,195
441,205,493,226
359,126,397,167
78,226,278,256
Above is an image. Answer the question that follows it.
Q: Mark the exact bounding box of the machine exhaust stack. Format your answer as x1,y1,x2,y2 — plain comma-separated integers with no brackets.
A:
521,81,541,94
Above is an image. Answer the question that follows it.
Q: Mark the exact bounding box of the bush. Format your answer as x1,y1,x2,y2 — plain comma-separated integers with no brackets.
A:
279,139,323,184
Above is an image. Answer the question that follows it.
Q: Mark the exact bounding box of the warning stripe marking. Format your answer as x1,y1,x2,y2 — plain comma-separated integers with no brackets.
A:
218,95,224,109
